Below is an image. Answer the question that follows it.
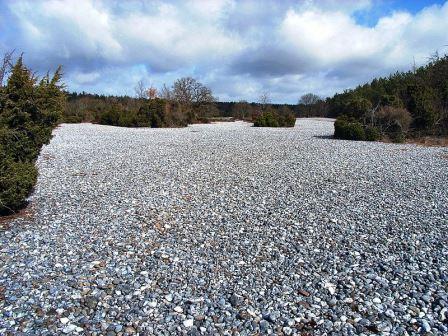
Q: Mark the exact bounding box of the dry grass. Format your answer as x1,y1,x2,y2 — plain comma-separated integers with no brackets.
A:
0,205,35,231
406,136,448,147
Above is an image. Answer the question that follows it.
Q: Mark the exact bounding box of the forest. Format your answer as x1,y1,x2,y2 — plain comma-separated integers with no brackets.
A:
328,55,448,142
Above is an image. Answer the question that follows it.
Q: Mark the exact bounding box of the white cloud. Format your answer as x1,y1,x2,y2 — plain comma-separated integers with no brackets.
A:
2,0,448,102
72,71,101,84
10,0,122,61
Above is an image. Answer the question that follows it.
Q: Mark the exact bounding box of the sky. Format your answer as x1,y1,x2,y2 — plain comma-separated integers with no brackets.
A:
1,0,447,103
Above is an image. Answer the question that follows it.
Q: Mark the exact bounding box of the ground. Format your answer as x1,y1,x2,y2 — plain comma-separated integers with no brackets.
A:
1,119,447,335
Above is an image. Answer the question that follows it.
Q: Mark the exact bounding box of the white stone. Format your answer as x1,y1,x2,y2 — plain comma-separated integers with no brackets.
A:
60,317,69,324
183,319,194,328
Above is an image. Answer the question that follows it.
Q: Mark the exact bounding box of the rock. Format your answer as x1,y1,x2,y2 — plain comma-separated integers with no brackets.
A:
84,296,98,309
420,320,431,332
183,319,194,328
259,320,269,332
124,326,136,334
283,326,292,335
298,289,311,297
229,294,239,307
385,309,395,318
62,324,77,334
60,317,70,324
324,282,336,295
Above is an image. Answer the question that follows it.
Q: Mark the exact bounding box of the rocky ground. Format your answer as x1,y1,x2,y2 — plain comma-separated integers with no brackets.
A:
1,119,447,335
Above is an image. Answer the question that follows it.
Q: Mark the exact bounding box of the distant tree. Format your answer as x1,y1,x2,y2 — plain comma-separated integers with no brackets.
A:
376,106,412,140
171,77,215,106
328,52,448,140
299,93,320,106
134,80,147,99
299,93,323,117
258,92,271,111
159,84,172,100
147,86,158,99
231,100,252,120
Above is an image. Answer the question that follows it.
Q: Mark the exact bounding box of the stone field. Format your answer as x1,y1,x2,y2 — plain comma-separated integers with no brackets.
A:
1,119,447,335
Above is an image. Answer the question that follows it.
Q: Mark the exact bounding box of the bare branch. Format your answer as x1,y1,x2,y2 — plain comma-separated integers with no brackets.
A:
0,49,15,87
134,80,148,99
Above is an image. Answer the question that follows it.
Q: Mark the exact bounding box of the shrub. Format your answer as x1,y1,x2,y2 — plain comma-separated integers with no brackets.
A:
345,98,372,120
0,56,64,215
0,160,37,215
254,110,279,127
99,104,121,126
377,106,412,132
334,117,366,140
253,109,295,127
365,126,381,141
62,115,83,123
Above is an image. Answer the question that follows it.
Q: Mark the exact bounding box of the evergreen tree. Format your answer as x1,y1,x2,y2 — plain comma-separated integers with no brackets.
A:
0,56,65,215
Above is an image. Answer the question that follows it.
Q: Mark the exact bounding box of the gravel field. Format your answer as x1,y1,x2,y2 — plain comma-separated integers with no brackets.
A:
1,119,447,335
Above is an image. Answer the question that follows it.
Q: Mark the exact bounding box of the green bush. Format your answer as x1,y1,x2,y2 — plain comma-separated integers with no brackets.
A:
254,111,278,127
334,117,366,140
96,99,188,128
0,160,37,215
0,56,64,215
253,109,295,127
365,126,381,141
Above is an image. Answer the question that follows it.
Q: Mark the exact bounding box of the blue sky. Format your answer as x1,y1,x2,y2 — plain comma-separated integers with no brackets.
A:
353,0,447,25
1,0,447,103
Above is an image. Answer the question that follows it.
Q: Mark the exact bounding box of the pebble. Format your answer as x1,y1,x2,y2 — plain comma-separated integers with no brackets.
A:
60,317,69,324
183,319,194,328
0,120,447,335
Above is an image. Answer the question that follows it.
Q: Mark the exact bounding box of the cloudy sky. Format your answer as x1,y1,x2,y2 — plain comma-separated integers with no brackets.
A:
1,0,447,103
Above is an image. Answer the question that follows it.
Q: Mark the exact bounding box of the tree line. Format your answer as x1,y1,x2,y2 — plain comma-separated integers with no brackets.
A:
64,80,301,128
329,54,448,141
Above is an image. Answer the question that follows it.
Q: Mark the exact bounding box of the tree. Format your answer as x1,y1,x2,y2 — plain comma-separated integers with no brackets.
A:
147,86,157,99
167,77,216,123
299,93,323,117
231,100,252,120
258,92,271,111
171,77,215,106
134,80,147,99
376,106,412,138
159,84,172,100
299,93,320,106
1,56,64,214
0,50,14,87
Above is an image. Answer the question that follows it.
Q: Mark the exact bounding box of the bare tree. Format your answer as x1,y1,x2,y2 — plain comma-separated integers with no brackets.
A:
159,84,172,100
258,91,271,111
0,50,15,87
299,93,321,106
147,86,158,99
259,92,271,105
134,79,147,99
299,93,324,117
171,77,215,105
231,100,252,120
